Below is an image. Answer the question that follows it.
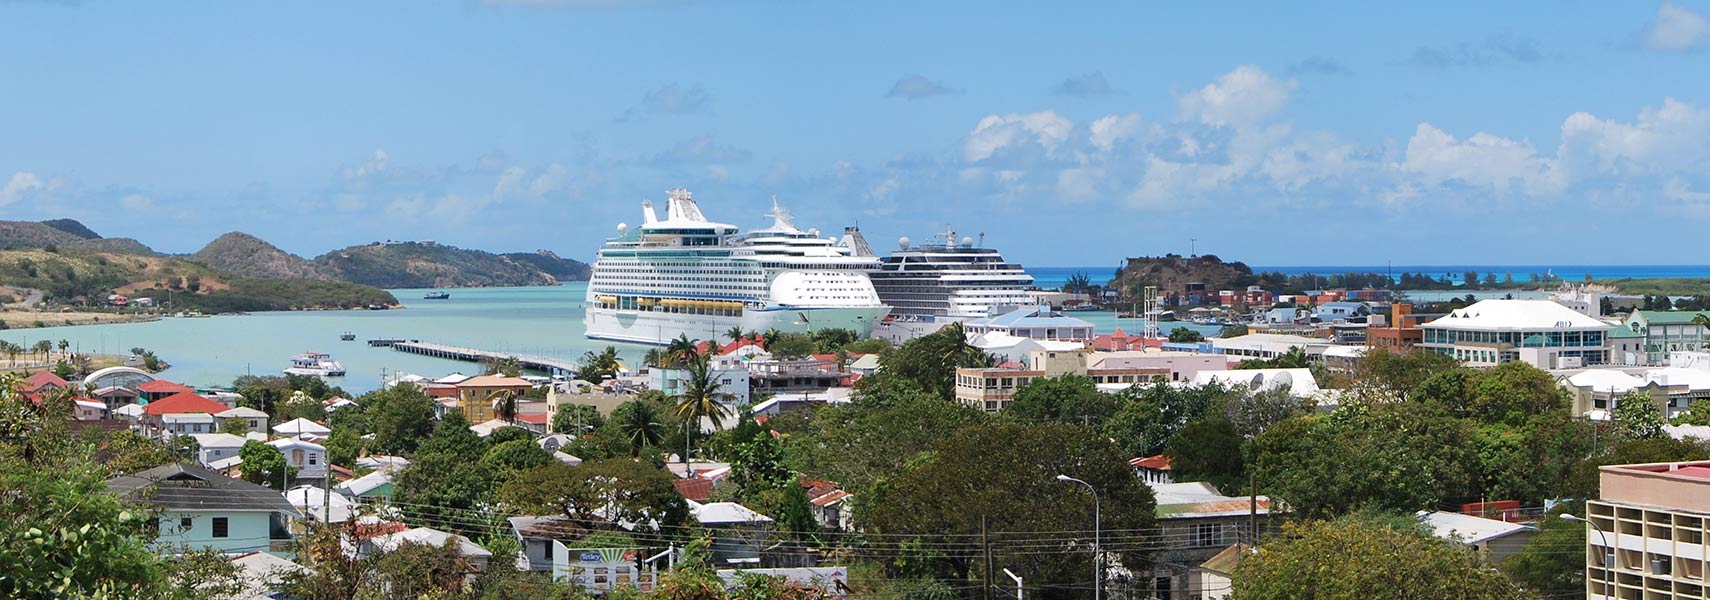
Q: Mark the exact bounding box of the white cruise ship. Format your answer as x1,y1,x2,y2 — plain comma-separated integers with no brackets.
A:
861,226,1035,321
584,190,890,345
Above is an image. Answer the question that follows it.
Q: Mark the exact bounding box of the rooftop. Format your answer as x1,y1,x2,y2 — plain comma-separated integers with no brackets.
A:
1419,511,1533,545
107,463,300,514
1423,299,1611,332
1631,310,1710,325
143,392,230,416
138,380,194,394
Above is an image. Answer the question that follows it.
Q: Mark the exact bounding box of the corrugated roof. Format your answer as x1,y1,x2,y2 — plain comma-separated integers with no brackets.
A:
1633,310,1710,325
138,380,194,393
108,463,301,514
143,392,229,416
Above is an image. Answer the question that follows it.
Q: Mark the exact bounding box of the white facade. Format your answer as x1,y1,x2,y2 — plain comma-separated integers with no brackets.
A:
649,357,751,406
1421,299,1612,369
190,433,248,466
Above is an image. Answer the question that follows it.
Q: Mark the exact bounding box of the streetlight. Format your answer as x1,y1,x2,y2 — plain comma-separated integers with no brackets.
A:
1056,475,1100,600
1561,514,1612,599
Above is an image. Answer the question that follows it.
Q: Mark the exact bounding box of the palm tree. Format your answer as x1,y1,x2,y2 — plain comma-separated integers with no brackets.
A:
670,354,735,468
32,340,51,364
642,348,665,370
617,401,666,457
664,334,698,368
1,341,19,368
489,389,519,424
56,340,68,359
762,328,782,350
724,326,746,345
577,346,620,382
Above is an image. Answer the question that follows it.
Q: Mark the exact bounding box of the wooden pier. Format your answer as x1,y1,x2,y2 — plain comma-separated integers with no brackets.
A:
382,340,580,375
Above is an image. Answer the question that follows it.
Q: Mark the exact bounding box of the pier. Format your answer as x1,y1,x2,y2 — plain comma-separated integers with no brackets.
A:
381,340,580,375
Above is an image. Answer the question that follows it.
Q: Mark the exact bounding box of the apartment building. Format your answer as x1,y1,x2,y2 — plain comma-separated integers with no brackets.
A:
1584,461,1710,599
953,348,1166,412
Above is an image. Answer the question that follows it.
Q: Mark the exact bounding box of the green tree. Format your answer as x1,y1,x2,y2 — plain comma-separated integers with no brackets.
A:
614,399,668,458
1104,382,1232,458
364,382,437,455
671,353,735,464
323,427,363,468
865,423,1156,590
1673,398,1710,425
576,346,621,383
1613,391,1665,440
726,326,747,344
1257,402,1478,518
789,387,988,496
1230,516,1527,600
665,334,699,368
482,439,555,482
239,440,295,490
1502,502,1586,599
767,333,816,360
218,416,250,435
1002,374,1114,425
1168,326,1205,343
499,459,690,536
416,411,487,463
392,450,497,536
1350,346,1460,403
729,433,793,496
858,322,994,400
1165,414,1246,492
1218,323,1250,338
550,403,605,435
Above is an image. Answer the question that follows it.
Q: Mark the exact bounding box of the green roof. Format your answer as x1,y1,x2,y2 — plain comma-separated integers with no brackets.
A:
1609,327,1645,339
1634,310,1710,324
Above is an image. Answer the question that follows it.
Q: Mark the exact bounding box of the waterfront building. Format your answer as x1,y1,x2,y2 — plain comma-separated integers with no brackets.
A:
648,355,751,406
1420,299,1612,369
953,348,1166,412
584,191,888,344
969,331,1084,364
1582,461,1710,599
107,463,299,555
1622,311,1710,365
453,374,534,423
960,304,1095,340
1210,333,1329,361
1087,350,1228,383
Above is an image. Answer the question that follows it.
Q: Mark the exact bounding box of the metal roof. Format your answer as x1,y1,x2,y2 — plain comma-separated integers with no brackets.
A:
107,462,301,514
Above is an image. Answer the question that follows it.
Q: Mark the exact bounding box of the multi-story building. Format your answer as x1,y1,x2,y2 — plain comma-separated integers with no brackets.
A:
648,355,751,406
1623,311,1710,365
1420,299,1611,369
953,348,1166,412
453,375,535,423
1583,461,1710,599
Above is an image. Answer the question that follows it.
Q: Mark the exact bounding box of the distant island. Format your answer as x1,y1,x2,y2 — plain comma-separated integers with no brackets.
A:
0,219,592,316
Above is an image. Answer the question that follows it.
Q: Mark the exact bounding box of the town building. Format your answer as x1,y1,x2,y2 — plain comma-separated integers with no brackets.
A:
748,357,851,396
141,392,231,434
1131,455,1174,485
1418,511,1536,565
1086,350,1228,383
138,379,195,403
1623,311,1710,366
1312,301,1371,323
954,348,1167,412
970,331,1086,364
1366,303,1433,351
268,437,327,481
215,406,269,434
1210,333,1330,361
648,355,751,406
106,463,299,554
1420,299,1612,369
1582,461,1710,599
1560,361,1710,421
960,304,1095,341
452,375,535,423
1192,368,1325,401
1151,481,1271,599
189,432,248,466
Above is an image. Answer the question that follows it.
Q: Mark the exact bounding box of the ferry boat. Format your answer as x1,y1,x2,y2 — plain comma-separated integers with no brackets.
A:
423,291,450,300
861,226,1035,322
583,190,889,345
284,352,346,377
339,331,356,341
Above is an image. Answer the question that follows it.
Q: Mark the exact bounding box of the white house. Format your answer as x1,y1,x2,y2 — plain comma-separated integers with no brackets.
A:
161,413,216,435
649,356,751,406
1418,511,1536,565
215,407,269,434
189,433,249,466
268,438,327,480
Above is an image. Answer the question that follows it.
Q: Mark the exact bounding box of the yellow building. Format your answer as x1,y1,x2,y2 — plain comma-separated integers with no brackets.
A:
453,375,534,423
954,348,1166,412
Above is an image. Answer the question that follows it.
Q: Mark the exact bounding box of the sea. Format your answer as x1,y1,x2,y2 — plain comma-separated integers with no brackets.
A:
1027,265,1710,289
10,264,1708,394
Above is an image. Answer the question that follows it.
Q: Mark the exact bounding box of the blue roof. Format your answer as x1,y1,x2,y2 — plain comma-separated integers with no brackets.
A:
968,306,1094,329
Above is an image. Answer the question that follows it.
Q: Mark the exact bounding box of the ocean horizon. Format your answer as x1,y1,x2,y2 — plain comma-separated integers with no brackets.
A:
1027,264,1710,289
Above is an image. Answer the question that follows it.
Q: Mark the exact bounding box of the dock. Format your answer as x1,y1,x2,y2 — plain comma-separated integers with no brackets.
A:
382,340,581,375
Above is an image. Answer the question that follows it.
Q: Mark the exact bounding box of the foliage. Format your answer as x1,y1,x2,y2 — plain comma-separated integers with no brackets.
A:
860,322,994,400
1412,362,1569,427
1229,516,1527,600
1002,375,1114,425
578,346,621,383
499,459,690,536
1233,346,1310,370
1103,382,1233,458
1562,436,1710,499
218,416,250,435
729,433,794,496
842,338,892,355
1612,391,1665,441
864,423,1156,590
672,353,736,461
1256,402,1479,518
323,427,364,468
767,333,816,360
1502,501,1587,600
1218,323,1249,338
363,382,437,455
614,400,669,458
239,440,295,490
788,388,988,497
1671,398,1710,426
481,439,555,480
1165,415,1246,492
1167,327,1204,343
1349,347,1459,402
551,404,605,436
392,450,497,537
417,411,487,463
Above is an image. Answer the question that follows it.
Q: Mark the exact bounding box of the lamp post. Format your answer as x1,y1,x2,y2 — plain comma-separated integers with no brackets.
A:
1056,475,1100,600
1562,513,1612,599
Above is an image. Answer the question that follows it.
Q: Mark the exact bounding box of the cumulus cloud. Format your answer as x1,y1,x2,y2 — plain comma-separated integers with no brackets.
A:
1088,113,1143,152
1177,65,1295,126
1399,123,1562,195
650,134,752,165
1053,72,1113,96
617,83,714,122
962,111,1073,163
1645,3,1710,50
1557,98,1710,175
1401,34,1552,68
0,172,44,207
1286,56,1352,76
885,75,956,100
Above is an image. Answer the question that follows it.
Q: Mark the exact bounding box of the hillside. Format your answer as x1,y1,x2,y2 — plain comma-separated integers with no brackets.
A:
1108,254,1257,294
314,242,575,288
0,247,396,312
500,250,592,281
40,219,101,239
0,220,90,250
192,232,328,280
68,237,159,256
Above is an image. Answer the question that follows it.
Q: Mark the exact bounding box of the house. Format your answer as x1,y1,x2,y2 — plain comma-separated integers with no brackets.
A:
1131,455,1174,485
92,385,142,413
286,485,356,523
268,437,327,480
138,379,195,403
1418,511,1536,565
1622,310,1710,365
19,370,69,394
961,304,1096,341
1421,299,1612,369
955,348,1168,412
215,406,269,434
356,455,411,470
1559,366,1710,421
336,469,396,500
453,375,535,423
142,392,232,433
161,413,217,435
649,356,751,406
969,331,1086,364
107,463,300,554
1192,543,1249,600
690,501,775,565
508,516,588,574
203,391,244,409
513,412,551,434
271,417,331,438
72,399,108,421
1151,481,1272,599
1088,351,1228,384
364,527,500,574
1312,301,1371,323
189,433,249,466
229,551,304,600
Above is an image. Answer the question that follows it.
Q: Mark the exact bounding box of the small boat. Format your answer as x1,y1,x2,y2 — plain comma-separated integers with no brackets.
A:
367,304,388,310
339,332,356,341
284,352,346,377
423,291,450,300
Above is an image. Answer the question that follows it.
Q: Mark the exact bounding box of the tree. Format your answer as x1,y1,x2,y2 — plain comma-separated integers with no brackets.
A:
729,433,793,496
767,333,815,360
1103,382,1231,458
1165,415,1245,492
551,403,605,435
1613,391,1665,440
1230,516,1527,600
1219,323,1249,338
1350,346,1459,403
1257,402,1478,518
789,388,988,496
577,346,621,383
489,388,520,424
1502,502,1586,599
858,322,993,400
725,326,747,344
672,353,735,464
499,459,690,535
416,411,487,463
481,439,554,480
323,427,363,468
665,334,699,368
1002,374,1114,425
239,440,295,490
219,416,250,435
30,339,51,363
615,399,667,458
392,450,496,536
865,423,1156,590
1168,327,1205,343
365,383,437,455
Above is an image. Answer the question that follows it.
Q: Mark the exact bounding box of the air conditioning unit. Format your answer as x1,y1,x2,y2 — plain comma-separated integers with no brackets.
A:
1653,557,1672,575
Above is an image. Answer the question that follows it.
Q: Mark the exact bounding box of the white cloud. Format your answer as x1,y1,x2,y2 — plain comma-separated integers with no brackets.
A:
1645,3,1710,51
963,111,1073,162
1557,98,1710,176
0,172,44,207
1088,113,1143,153
1177,65,1295,127
119,193,154,211
1399,123,1563,196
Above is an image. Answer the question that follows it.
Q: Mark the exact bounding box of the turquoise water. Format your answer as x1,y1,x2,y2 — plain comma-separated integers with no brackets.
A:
0,283,1221,393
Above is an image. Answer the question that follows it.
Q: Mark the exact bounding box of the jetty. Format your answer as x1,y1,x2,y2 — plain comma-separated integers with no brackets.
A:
381,340,580,375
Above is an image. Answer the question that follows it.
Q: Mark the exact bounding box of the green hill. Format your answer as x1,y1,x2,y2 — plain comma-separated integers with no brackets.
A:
500,250,592,281
40,219,101,239
1108,254,1257,295
191,232,328,280
314,242,586,288
0,247,396,312
0,220,90,250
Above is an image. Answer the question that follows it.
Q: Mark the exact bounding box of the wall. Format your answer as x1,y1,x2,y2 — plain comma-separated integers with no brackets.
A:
153,510,276,554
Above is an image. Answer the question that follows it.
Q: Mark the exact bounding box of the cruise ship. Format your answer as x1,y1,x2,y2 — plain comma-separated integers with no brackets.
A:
860,226,1035,322
583,190,890,345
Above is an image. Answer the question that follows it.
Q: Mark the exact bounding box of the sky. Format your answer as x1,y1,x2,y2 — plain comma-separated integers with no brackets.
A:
2,1,1709,267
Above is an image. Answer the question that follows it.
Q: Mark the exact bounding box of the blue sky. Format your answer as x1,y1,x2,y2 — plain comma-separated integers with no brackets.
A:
2,1,1709,267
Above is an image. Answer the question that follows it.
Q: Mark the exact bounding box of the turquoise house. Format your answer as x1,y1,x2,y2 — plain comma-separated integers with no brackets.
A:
108,463,301,554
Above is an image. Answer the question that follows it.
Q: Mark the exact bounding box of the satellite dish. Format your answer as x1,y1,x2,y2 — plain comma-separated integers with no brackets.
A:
1249,373,1266,388
899,237,911,249
961,236,974,247
617,223,628,235
1268,371,1293,392
808,228,820,237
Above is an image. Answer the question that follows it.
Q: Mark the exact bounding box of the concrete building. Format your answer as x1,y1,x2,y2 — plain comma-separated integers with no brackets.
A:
953,348,1167,412
969,331,1085,364
1582,461,1710,599
1151,481,1271,599
1420,299,1612,369
1086,350,1228,383
648,355,751,406
1418,511,1536,566
107,463,299,554
1560,366,1710,421
453,375,535,424
1210,333,1330,361
961,304,1095,341
1366,304,1435,351
1623,311,1710,366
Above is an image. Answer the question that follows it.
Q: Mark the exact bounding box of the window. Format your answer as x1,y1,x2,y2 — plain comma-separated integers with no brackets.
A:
180,517,193,532
309,453,318,466
544,540,554,560
1193,523,1223,547
212,517,228,538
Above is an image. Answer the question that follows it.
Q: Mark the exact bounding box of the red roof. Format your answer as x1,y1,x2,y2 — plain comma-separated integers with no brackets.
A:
21,371,68,392
138,380,194,394
673,476,715,501
1130,455,1173,471
143,392,229,416
515,413,549,424
1674,466,1710,480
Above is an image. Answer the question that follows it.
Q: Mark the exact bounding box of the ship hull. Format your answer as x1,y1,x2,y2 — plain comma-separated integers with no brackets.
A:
583,305,890,345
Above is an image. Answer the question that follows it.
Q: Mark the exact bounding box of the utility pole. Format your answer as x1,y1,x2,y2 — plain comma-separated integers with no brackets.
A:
323,459,332,524
981,515,993,600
